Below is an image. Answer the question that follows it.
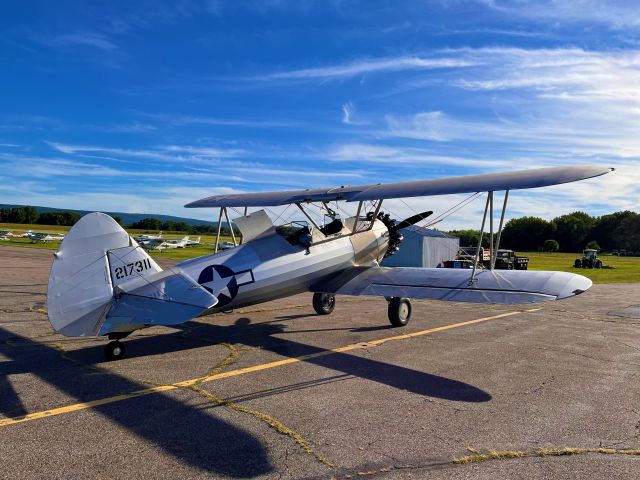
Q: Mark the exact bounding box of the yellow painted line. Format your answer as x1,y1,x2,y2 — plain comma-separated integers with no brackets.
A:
0,308,540,428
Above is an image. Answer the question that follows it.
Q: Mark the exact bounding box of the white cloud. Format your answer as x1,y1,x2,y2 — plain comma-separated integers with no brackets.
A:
477,0,640,29
48,32,118,51
383,47,640,160
327,143,510,168
258,56,476,81
341,102,353,124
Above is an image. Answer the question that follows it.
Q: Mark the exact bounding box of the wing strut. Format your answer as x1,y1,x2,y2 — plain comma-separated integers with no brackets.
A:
214,207,224,253
469,190,511,284
470,193,491,285
491,190,510,269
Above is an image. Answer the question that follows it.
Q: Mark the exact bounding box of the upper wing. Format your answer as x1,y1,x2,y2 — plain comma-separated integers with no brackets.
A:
310,266,592,305
185,165,613,208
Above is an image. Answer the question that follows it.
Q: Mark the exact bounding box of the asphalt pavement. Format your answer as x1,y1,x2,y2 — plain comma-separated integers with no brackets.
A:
1,245,640,479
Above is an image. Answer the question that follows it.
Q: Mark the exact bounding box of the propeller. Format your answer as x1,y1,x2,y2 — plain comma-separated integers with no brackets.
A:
394,211,434,231
367,210,433,257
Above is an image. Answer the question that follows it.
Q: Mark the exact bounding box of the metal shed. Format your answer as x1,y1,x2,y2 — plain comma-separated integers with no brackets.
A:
381,226,459,268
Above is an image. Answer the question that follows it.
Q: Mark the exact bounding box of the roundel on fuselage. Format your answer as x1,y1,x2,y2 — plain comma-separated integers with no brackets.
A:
197,264,239,308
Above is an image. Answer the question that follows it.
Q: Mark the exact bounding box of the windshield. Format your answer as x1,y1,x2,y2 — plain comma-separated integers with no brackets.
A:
276,221,311,245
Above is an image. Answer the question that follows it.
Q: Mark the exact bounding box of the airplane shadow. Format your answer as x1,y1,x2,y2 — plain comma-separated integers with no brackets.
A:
0,313,491,475
0,327,272,478
65,316,492,403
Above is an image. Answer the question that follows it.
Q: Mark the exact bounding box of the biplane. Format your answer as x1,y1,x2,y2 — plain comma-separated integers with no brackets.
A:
47,165,613,360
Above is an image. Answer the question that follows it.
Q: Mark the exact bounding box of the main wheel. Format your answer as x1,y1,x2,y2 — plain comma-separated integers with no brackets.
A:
388,297,412,327
312,292,335,315
104,341,126,361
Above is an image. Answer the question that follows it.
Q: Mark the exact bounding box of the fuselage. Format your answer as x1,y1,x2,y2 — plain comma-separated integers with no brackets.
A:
177,219,389,312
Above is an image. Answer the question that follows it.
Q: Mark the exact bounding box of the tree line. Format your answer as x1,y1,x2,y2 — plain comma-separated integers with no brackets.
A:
0,206,235,234
0,206,83,226
3,205,639,252
448,210,640,253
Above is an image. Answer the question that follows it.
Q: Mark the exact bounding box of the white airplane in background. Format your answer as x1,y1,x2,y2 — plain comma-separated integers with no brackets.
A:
141,236,190,251
185,236,201,247
46,165,613,360
132,231,163,243
27,231,65,242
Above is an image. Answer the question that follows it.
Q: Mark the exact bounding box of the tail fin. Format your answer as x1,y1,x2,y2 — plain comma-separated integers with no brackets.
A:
47,213,217,337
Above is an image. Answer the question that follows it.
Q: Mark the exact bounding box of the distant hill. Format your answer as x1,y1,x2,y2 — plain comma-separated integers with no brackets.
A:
0,204,215,227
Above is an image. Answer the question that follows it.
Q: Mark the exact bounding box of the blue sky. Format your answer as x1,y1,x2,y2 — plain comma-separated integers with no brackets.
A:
1,0,638,229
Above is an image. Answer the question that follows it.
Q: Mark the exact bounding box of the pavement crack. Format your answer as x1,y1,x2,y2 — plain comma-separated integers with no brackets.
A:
453,446,640,464
142,343,335,469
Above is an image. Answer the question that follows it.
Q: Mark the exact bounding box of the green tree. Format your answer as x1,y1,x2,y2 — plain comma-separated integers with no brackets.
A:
500,217,554,251
585,240,600,251
613,213,640,252
543,239,560,252
444,229,490,247
23,206,38,224
552,212,596,252
592,211,636,251
130,218,162,230
37,211,80,226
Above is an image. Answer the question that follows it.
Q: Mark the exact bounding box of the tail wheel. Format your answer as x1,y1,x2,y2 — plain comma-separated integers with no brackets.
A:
388,297,412,327
105,341,126,361
312,292,335,315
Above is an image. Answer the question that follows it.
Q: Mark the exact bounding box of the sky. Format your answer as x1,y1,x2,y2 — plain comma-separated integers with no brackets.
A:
1,0,638,229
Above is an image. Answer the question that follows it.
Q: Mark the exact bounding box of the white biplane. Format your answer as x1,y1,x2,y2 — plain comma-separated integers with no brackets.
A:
47,165,612,360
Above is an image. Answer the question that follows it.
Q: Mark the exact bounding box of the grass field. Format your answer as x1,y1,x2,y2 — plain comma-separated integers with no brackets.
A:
0,223,232,260
524,251,640,284
3,223,639,283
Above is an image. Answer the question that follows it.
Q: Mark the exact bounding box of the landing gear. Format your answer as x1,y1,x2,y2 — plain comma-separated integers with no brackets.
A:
312,292,335,315
388,297,411,327
104,341,126,361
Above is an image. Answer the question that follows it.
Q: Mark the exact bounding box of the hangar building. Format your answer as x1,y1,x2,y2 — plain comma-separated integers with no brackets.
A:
381,226,460,268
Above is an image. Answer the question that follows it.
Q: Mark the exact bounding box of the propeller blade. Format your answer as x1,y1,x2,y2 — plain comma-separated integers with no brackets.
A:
393,211,433,230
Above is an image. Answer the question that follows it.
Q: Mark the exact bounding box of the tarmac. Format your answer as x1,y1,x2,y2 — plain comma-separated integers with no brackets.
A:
1,245,640,479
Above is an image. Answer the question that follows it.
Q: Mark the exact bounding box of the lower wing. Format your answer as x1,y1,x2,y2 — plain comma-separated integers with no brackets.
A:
311,266,591,304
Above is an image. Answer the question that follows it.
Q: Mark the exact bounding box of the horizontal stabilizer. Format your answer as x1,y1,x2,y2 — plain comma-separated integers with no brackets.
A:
99,268,217,335
48,212,217,337
312,267,592,304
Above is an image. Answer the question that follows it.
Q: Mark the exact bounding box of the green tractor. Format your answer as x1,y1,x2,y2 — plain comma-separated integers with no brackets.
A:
574,249,603,269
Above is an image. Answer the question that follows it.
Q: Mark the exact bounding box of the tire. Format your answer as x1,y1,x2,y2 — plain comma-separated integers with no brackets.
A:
507,263,513,270
574,259,582,268
312,292,335,315
595,260,602,269
104,341,126,361
388,297,412,327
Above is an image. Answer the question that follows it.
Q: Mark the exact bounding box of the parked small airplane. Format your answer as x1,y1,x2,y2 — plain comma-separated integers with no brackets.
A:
3,231,28,238
132,232,162,244
141,236,190,251
47,165,613,360
185,236,202,247
217,240,236,250
27,231,65,242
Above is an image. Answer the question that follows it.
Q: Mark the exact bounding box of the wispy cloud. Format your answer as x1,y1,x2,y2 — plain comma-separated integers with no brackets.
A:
327,143,510,169
383,47,640,159
477,0,640,29
257,55,476,81
341,102,353,124
41,32,118,51
45,141,245,162
137,112,299,129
